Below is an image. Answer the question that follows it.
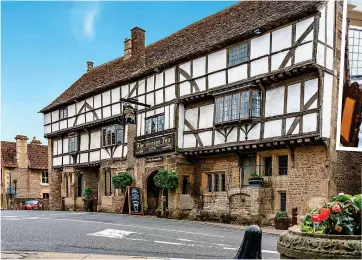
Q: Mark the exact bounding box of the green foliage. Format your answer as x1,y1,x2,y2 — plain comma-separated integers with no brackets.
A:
153,170,179,189
112,172,133,190
276,211,288,218
301,193,361,235
250,172,259,178
83,187,93,200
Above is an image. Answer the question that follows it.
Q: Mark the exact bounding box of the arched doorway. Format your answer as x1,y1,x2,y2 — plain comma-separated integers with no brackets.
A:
146,171,168,215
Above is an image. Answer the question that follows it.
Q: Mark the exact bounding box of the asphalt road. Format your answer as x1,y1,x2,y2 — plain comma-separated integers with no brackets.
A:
1,210,280,259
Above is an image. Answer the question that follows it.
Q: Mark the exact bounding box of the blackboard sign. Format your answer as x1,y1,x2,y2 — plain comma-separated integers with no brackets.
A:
121,186,143,215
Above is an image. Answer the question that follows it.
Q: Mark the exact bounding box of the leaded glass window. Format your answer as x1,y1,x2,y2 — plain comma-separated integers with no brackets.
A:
228,43,249,66
145,114,165,135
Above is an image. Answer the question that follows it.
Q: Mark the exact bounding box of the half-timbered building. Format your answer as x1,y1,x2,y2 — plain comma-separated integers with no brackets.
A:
41,1,362,223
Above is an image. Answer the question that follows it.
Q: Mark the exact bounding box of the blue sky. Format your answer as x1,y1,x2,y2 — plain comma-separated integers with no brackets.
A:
1,1,235,144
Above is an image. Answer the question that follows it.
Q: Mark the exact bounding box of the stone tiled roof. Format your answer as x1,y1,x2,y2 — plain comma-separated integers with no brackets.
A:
41,1,323,113
1,141,48,170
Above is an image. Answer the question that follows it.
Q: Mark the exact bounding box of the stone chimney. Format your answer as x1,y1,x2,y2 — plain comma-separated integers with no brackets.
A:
131,27,146,60
15,135,28,169
30,136,42,145
124,38,132,59
87,61,94,72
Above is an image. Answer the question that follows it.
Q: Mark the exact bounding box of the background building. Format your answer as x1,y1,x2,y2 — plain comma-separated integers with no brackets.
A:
1,135,49,209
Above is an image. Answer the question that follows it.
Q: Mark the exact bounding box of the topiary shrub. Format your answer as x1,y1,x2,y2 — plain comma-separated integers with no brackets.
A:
83,187,93,200
112,172,133,192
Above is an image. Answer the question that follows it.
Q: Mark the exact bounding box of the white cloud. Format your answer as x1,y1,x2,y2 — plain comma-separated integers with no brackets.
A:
71,1,102,41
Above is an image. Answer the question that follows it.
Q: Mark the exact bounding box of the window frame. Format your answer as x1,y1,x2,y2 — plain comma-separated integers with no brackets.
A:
68,133,78,153
263,157,273,177
278,155,288,176
77,173,85,197
42,193,49,199
280,192,287,211
228,42,249,66
102,124,123,147
145,113,165,135
59,107,68,120
42,171,49,184
204,172,227,193
215,88,262,125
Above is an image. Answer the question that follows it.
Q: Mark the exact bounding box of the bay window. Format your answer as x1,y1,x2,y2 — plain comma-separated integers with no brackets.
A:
68,134,78,153
215,89,261,124
145,114,164,135
102,125,123,146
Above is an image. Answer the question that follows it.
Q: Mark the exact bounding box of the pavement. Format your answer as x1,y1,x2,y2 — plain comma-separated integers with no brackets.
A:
1,211,281,259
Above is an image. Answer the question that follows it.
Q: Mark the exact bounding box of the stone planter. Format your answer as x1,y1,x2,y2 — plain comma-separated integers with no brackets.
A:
248,178,264,187
275,217,290,230
83,199,94,212
277,225,362,259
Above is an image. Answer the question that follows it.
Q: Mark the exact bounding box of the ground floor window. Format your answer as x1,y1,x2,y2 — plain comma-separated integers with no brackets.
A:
42,193,49,199
204,173,226,193
182,176,190,194
264,157,272,176
280,192,286,211
65,175,69,197
77,173,85,197
278,156,288,175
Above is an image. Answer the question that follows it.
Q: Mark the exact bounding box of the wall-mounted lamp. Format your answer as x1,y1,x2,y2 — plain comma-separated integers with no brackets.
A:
254,28,265,35
153,67,161,73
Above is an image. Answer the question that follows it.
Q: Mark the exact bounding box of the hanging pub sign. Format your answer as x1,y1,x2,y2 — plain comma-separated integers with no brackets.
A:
123,104,136,124
121,186,143,215
134,134,175,156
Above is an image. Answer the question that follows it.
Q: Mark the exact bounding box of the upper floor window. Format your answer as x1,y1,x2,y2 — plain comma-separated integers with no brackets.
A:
349,28,362,79
215,90,261,123
278,156,288,176
69,135,78,153
228,42,248,66
59,107,68,120
102,125,123,147
42,171,49,184
145,114,164,135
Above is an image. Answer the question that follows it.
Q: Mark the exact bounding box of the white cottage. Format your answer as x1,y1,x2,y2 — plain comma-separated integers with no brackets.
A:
41,0,361,222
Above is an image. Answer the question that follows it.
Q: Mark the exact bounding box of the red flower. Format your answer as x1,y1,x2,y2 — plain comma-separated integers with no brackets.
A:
319,208,330,221
332,204,341,213
311,213,321,223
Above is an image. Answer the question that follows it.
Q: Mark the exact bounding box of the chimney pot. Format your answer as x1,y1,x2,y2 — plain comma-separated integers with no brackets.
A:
87,61,94,72
31,136,41,145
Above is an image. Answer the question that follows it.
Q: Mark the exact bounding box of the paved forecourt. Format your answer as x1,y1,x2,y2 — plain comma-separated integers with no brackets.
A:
1,211,280,259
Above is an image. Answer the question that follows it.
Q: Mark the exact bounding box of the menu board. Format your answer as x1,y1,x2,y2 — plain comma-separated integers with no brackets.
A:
121,186,143,215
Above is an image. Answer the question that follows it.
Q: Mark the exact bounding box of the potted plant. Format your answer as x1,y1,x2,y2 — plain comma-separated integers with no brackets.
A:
83,187,94,212
275,211,291,230
112,172,133,194
248,172,264,187
155,206,162,218
277,193,362,259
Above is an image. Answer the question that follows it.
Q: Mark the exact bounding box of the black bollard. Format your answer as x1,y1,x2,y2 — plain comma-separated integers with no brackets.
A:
234,225,262,259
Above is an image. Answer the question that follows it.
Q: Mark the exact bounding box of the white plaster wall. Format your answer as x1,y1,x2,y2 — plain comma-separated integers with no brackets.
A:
272,25,292,52
296,17,314,42
155,72,164,89
101,149,110,160
287,83,301,113
326,47,334,71
146,77,154,92
140,113,145,136
303,113,317,133
86,112,93,123
86,98,93,110
214,131,225,145
183,134,196,148
247,123,260,141
76,101,85,113
80,153,88,163
146,109,155,118
164,107,170,130
156,107,164,115
208,71,226,89
129,82,137,98
317,43,325,67
250,33,270,59
227,128,238,143
111,87,120,103
113,145,123,158
318,6,326,42
286,117,299,135
228,64,248,83
180,82,191,96
138,95,145,109
208,49,227,73
52,122,59,132
63,155,69,165
68,104,76,117
68,117,75,127
60,120,67,130
90,131,100,149
77,114,85,125
53,140,58,156
185,108,198,130
195,77,206,92
121,84,129,98
199,104,214,129
102,91,111,106
199,131,213,147
295,42,313,64
304,78,318,109
80,134,88,151
89,151,100,162
169,104,175,129
63,138,68,154
94,94,101,109
193,57,206,77
94,109,101,120
326,0,335,47
271,51,291,71
44,125,51,134
164,68,175,86
264,120,282,138
251,57,269,77
103,106,111,118
178,104,185,148
322,72,333,138
179,62,191,81
51,111,59,122
53,157,58,166
112,104,121,116
165,85,176,102
147,93,154,107
124,125,128,143
138,80,146,96
155,89,163,105
57,139,62,155
123,146,127,157
265,87,285,117
44,113,51,124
